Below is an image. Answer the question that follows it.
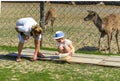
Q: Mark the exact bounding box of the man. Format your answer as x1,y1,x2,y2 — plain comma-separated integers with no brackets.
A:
15,17,44,62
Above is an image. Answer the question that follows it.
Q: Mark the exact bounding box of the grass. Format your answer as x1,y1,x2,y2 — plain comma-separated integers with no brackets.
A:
0,68,12,80
0,45,17,52
0,61,120,81
0,45,118,56
0,46,120,81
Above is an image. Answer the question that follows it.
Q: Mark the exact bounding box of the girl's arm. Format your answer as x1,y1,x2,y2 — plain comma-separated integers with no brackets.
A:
69,42,75,56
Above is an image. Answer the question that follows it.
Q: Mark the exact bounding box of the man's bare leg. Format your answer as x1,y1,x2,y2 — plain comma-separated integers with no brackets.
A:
16,42,24,62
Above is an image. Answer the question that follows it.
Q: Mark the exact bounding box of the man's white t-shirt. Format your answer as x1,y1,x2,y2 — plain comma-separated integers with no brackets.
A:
16,17,37,36
16,17,41,43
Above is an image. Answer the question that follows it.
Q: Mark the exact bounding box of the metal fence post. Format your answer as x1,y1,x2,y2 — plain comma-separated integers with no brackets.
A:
40,1,45,47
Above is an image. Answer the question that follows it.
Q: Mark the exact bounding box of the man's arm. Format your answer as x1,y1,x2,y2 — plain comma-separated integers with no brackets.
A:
33,39,40,60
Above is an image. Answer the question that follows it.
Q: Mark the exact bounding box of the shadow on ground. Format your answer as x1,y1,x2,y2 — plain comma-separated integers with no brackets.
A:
0,53,30,62
77,46,98,51
0,54,16,61
0,53,67,64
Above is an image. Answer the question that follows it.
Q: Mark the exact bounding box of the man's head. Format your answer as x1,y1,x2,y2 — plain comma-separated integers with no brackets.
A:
32,24,42,36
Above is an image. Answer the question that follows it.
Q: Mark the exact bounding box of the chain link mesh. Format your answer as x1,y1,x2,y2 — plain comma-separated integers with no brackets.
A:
1,2,120,53
1,2,40,47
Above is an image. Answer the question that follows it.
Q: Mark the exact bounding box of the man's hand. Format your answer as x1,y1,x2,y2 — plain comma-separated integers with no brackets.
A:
24,35,29,40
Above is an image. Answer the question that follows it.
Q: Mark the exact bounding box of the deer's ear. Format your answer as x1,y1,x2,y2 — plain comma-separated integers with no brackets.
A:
87,10,95,13
87,10,92,13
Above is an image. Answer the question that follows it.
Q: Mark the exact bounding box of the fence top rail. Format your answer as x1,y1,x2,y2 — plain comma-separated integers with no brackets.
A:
1,0,43,3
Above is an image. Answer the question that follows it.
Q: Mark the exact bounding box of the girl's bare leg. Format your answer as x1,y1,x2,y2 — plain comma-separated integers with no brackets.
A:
58,45,64,53
64,45,74,56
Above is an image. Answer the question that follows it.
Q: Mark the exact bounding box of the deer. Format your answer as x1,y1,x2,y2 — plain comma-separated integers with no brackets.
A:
45,7,57,32
84,10,120,53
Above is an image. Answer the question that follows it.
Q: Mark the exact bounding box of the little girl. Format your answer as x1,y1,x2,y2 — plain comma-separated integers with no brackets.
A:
54,31,75,60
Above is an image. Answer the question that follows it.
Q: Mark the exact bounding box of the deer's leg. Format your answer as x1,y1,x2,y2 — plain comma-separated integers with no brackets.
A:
45,11,50,26
98,33,105,51
107,33,112,53
106,33,112,50
51,17,55,27
51,17,55,32
98,36,101,51
115,30,120,53
45,17,49,25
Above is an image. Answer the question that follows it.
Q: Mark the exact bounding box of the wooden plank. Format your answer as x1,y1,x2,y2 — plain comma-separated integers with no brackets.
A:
99,61,120,67
6,52,59,60
67,57,103,64
105,57,120,62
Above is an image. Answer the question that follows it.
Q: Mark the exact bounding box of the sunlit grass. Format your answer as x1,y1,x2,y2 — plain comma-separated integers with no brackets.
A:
0,60,120,81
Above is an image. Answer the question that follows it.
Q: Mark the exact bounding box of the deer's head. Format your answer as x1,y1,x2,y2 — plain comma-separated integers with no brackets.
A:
84,10,97,21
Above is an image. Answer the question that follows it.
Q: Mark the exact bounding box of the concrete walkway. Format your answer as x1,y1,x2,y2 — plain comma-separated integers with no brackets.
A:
6,48,120,67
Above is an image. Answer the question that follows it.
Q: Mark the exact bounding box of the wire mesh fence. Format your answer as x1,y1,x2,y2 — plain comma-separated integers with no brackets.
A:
1,2,40,47
1,1,120,53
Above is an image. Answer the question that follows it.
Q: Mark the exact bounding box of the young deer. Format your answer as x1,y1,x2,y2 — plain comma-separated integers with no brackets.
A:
45,7,57,32
84,10,120,53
